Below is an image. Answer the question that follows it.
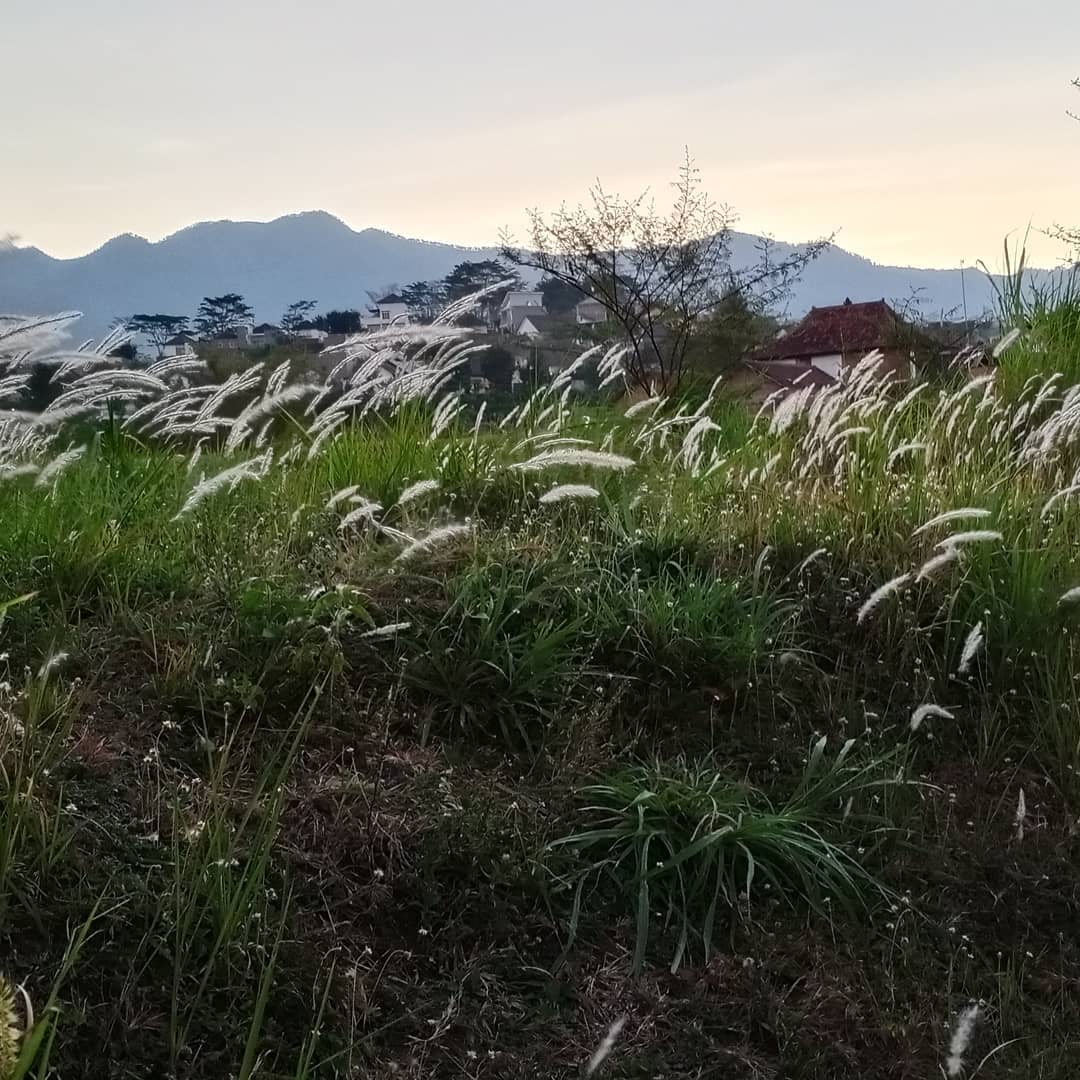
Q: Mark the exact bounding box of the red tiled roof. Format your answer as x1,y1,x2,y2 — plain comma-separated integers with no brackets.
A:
752,362,837,388
752,299,911,362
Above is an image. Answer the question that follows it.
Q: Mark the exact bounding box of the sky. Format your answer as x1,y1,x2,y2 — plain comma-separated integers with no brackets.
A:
2,0,1079,270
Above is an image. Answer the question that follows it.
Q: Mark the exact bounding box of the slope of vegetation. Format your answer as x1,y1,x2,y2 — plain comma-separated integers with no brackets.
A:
0,298,1079,1078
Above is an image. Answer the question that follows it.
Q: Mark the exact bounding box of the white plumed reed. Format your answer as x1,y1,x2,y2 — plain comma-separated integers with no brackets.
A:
912,508,991,536
326,485,361,510
856,574,910,625
910,704,954,731
585,1016,627,1077
338,501,383,530
173,452,271,519
395,523,472,562
539,484,601,504
359,621,412,640
34,444,87,487
397,479,441,506
958,622,985,675
945,1004,980,1077
935,530,1003,550
511,449,634,473
915,546,961,582
1058,585,1080,607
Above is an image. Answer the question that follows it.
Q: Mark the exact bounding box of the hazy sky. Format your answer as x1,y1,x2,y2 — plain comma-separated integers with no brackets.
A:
3,1,1079,268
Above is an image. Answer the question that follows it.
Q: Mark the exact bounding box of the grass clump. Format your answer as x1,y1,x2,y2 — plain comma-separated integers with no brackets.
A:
551,737,896,973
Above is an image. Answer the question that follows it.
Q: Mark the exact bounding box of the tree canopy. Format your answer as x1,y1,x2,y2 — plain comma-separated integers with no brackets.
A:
126,313,189,355
281,300,318,333
502,154,828,392
194,294,253,338
313,309,364,335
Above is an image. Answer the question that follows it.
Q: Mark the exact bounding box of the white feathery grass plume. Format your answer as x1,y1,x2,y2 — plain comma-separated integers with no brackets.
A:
146,354,206,379
856,573,910,625
511,448,635,473
597,364,628,390
0,463,40,481
306,413,346,460
958,622,985,675
1058,585,1080,607
945,1004,980,1077
534,402,558,429
935,530,1003,551
1014,787,1026,843
992,327,1022,358
693,373,725,417
826,425,871,451
1041,483,1080,519
910,703,954,732
769,386,813,435
434,279,517,325
585,1016,627,1077
326,485,361,510
471,400,487,438
795,547,828,575
32,403,99,428
338,500,383,530
498,405,521,429
397,479,440,505
916,546,961,582
185,439,208,477
266,359,291,396
886,441,927,469
37,650,70,679
539,483,601,504
547,345,602,395
34,444,87,487
0,374,30,400
197,363,265,421
173,452,271,519
224,384,312,452
394,523,472,563
69,368,168,394
912,507,992,536
360,621,412,640
624,395,662,420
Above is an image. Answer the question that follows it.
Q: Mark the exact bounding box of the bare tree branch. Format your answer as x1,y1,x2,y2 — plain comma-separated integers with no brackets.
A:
501,152,830,392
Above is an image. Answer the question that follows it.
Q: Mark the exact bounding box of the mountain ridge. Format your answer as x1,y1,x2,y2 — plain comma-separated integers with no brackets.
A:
0,211,1025,338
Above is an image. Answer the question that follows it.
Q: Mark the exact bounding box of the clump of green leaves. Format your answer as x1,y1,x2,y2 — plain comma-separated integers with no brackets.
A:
398,560,588,750
551,738,895,972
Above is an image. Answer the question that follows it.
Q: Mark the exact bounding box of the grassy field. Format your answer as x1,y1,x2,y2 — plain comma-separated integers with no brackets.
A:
1,306,1080,1078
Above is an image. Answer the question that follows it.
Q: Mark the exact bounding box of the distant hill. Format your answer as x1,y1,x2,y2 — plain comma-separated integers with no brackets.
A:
0,211,1024,339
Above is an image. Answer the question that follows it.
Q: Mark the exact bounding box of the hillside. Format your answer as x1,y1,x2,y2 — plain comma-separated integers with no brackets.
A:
0,212,1016,337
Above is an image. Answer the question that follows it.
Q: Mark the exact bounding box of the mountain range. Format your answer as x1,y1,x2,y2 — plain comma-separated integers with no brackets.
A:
0,211,1018,340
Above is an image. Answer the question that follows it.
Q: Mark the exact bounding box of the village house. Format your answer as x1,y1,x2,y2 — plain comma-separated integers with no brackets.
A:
362,293,412,330
575,298,608,325
498,291,545,333
160,331,198,358
251,322,284,346
749,298,937,387
516,312,552,339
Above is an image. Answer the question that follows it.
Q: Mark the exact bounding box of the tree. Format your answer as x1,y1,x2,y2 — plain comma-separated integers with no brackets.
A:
480,345,516,393
108,341,139,363
126,313,189,357
502,153,829,392
684,289,778,376
194,294,253,338
401,280,445,322
281,300,318,334
539,276,586,315
1054,78,1080,251
441,259,521,302
313,309,364,335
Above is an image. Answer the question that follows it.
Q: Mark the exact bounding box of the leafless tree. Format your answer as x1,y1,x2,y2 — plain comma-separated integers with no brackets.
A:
501,153,829,392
